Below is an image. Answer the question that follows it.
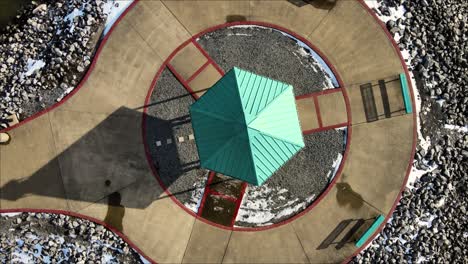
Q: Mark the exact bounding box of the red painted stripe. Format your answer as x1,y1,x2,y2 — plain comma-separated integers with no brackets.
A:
186,60,210,83
166,63,200,100
230,182,248,227
302,122,348,135
191,39,225,75
313,95,323,128
295,87,343,100
197,171,215,216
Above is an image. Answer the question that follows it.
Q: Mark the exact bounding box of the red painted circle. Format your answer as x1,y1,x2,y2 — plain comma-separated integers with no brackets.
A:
142,21,352,232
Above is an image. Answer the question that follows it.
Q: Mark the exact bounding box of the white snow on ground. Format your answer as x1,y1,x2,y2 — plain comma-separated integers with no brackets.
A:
21,59,45,78
364,0,406,23
444,124,468,133
101,0,134,35
64,8,84,33
234,184,316,226
417,214,436,228
139,255,151,264
407,161,437,189
1,212,22,217
183,177,208,213
56,86,74,102
326,153,343,181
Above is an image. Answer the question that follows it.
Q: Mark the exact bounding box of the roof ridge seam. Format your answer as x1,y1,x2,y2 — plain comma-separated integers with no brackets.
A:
246,84,292,126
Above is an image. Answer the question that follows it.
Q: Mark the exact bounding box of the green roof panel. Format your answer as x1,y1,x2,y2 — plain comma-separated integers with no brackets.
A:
190,67,305,186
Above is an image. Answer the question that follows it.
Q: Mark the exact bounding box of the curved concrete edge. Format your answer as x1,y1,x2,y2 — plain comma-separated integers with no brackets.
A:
0,0,140,134
0,208,156,264
141,20,354,233
341,1,417,263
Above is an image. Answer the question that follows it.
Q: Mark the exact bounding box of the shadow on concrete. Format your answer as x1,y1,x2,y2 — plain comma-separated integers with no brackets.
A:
0,105,203,210
317,217,374,250
287,0,337,10
336,181,364,209
226,15,247,23
104,192,125,232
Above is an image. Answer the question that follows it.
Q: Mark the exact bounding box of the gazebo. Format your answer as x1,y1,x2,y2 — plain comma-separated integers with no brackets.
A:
190,67,304,185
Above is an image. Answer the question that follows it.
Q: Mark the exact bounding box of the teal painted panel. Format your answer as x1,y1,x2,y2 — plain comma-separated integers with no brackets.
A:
248,86,305,147
190,108,244,164
190,67,305,185
248,130,302,184
399,73,413,114
355,215,385,248
203,130,258,185
234,67,289,123
192,69,245,124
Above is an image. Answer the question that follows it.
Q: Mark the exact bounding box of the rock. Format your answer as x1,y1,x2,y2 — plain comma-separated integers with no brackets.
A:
32,4,47,15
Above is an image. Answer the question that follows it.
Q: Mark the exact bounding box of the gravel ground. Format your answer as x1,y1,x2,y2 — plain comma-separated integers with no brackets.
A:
235,129,346,227
0,0,109,127
0,212,144,263
353,1,467,263
145,67,208,210
197,25,336,95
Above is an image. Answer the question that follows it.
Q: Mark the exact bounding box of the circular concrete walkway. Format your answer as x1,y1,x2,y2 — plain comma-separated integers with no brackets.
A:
0,1,416,263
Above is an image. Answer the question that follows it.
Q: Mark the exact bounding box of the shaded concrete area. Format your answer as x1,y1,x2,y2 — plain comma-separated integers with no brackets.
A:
0,107,189,210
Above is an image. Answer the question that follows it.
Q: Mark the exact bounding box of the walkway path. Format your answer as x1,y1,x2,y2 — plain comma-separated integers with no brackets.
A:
0,1,416,263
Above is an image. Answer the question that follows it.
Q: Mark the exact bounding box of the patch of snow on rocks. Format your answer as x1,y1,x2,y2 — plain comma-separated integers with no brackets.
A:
101,0,134,35
183,177,207,213
22,59,46,78
444,124,468,134
64,8,84,33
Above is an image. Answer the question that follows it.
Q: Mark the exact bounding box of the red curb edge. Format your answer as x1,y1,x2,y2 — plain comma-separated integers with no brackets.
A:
142,21,352,233
341,1,418,263
186,60,211,83
191,39,225,76
313,96,324,128
0,1,139,134
303,122,348,135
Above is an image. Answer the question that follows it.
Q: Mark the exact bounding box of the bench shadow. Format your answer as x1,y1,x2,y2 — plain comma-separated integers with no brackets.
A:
287,0,337,10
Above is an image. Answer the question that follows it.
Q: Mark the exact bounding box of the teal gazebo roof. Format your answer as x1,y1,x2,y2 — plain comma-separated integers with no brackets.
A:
190,67,305,185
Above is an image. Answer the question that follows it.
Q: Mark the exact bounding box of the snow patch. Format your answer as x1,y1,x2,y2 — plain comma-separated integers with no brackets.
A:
444,124,468,133
1,212,22,217
183,176,208,213
22,59,46,78
64,8,84,33
326,153,343,181
101,1,134,35
234,184,316,226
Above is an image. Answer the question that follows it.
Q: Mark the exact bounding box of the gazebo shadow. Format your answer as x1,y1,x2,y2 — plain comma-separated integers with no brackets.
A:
0,105,202,214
